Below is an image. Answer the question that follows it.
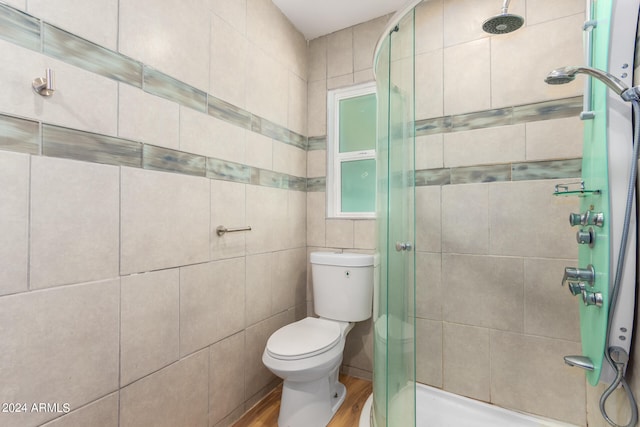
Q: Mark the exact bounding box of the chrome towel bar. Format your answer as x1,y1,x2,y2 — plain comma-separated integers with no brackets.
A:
216,225,251,237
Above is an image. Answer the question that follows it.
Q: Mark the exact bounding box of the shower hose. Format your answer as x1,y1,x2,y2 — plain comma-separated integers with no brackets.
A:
599,98,640,427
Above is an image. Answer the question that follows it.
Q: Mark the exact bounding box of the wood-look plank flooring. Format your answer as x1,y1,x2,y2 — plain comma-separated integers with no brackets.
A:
232,374,372,427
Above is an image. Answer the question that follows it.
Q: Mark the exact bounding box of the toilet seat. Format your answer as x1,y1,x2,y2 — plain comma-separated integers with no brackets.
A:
266,317,341,360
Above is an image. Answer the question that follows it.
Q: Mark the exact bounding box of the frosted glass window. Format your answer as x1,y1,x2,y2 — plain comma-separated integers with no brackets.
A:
339,94,376,153
341,159,376,213
327,82,377,218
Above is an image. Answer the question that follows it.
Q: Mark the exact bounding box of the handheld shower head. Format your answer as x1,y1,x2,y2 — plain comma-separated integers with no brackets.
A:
545,65,637,100
483,0,524,34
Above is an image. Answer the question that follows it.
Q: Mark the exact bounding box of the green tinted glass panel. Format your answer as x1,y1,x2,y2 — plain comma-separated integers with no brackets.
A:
339,93,376,153
341,159,376,212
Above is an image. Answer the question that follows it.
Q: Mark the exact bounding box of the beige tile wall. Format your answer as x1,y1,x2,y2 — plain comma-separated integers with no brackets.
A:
0,1,307,427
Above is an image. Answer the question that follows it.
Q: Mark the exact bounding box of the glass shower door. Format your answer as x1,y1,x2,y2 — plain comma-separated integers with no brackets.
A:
373,9,416,427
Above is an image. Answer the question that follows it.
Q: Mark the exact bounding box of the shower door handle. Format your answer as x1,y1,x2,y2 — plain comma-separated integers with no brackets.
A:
395,242,413,252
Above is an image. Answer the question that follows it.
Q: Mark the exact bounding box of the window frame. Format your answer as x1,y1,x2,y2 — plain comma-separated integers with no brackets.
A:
326,81,377,219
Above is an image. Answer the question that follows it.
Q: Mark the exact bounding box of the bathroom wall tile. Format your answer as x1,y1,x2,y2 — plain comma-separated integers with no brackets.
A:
343,318,373,374
208,95,253,131
415,0,443,54
308,36,327,82
491,14,584,109
120,269,180,386
43,24,142,87
180,258,245,357
211,180,246,260
209,332,246,426
210,14,247,109
451,164,511,184
415,49,444,120
40,393,119,427
0,3,40,51
416,318,443,387
0,113,39,154
450,107,512,132
415,134,444,170
354,69,374,84
490,330,586,425
443,323,490,402
307,192,326,247
246,44,289,128
443,124,526,168
120,350,209,427
0,151,28,296
273,141,306,177
512,96,582,124
416,252,442,321
353,16,387,72
244,311,292,399
442,254,524,332
308,79,328,136
526,0,585,26
306,176,326,192
286,189,307,249
245,131,272,170
252,115,306,150
327,28,353,79
415,116,452,137
119,84,179,149
246,253,273,326
524,258,580,342
207,158,252,184
0,39,42,119
354,220,376,250
326,219,354,248
307,149,326,178
416,186,442,252
443,38,490,115
119,0,210,91
289,73,307,137
525,117,584,161
211,0,246,34
0,279,119,427
271,248,307,314
181,107,246,163
415,168,451,187
30,0,118,49
30,156,119,289
246,185,289,254
489,180,579,258
120,167,210,275
42,124,142,168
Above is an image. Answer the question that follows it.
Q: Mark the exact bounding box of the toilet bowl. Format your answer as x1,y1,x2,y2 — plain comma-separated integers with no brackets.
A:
262,252,375,427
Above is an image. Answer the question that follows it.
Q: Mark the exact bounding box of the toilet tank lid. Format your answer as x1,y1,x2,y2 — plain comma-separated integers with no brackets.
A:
310,251,374,267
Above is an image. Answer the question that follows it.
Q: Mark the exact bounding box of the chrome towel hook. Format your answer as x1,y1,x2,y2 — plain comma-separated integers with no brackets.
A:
33,68,55,97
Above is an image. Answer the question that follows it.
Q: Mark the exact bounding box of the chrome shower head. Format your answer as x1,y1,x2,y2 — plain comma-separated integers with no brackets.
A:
545,66,629,96
483,0,524,34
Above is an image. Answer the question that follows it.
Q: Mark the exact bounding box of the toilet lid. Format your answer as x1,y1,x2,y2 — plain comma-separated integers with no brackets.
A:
266,317,341,360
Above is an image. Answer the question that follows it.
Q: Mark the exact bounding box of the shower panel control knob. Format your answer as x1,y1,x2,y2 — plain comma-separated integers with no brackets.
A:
576,229,594,246
567,282,586,296
569,211,604,227
562,265,595,287
569,213,584,227
395,242,413,252
582,290,603,307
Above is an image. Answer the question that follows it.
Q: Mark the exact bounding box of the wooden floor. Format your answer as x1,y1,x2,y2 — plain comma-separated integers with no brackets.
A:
232,374,372,427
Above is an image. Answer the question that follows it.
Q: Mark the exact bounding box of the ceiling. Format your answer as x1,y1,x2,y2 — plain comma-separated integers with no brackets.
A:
272,0,408,40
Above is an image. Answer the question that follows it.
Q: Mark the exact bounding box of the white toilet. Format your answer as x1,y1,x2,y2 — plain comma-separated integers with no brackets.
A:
262,251,374,427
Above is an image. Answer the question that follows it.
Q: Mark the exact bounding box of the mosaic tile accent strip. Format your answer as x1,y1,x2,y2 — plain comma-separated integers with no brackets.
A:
512,158,582,181
252,168,306,190
308,136,327,151
206,158,252,184
143,66,207,113
143,145,206,177
450,164,512,184
207,96,252,130
42,124,142,168
414,169,451,187
0,3,40,51
44,24,143,87
0,114,39,154
415,97,582,137
306,177,326,192
251,116,307,150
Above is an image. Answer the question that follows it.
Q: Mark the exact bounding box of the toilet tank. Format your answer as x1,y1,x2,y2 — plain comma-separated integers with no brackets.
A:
310,252,374,322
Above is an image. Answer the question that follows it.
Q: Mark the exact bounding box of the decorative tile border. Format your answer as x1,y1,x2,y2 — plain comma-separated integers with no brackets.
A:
0,114,39,155
0,3,307,150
